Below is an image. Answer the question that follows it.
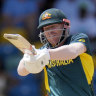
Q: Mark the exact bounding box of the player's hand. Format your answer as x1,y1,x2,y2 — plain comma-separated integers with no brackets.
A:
23,48,50,74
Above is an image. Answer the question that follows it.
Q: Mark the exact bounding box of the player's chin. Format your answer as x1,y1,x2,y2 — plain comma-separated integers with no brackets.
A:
48,40,59,47
47,36,60,45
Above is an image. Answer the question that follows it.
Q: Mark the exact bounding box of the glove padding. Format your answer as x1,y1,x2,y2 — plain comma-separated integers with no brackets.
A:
23,48,50,74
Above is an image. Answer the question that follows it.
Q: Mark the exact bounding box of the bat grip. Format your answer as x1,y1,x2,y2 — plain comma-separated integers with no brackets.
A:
30,45,37,55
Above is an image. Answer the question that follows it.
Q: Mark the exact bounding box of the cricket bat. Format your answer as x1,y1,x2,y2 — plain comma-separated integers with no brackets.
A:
3,34,37,54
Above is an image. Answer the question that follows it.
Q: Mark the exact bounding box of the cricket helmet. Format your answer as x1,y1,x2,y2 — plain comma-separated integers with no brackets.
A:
38,8,70,48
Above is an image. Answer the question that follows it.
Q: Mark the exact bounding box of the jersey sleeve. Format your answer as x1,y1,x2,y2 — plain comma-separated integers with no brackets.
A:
70,33,91,54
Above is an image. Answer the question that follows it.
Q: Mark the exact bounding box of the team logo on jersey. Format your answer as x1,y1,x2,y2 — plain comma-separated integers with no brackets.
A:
78,39,85,42
42,12,51,20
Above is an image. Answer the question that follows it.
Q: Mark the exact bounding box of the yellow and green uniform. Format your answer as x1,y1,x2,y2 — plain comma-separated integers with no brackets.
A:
42,33,94,96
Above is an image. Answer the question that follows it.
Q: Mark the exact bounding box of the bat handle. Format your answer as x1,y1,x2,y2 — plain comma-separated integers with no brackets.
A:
30,45,37,55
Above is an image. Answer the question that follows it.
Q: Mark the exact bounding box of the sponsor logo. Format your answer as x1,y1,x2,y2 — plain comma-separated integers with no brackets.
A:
78,39,85,42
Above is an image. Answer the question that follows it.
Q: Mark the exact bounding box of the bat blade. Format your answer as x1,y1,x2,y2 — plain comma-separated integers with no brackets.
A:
3,34,36,54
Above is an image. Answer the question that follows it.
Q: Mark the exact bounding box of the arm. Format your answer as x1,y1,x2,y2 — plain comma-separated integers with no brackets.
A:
17,59,30,76
49,42,86,60
17,49,50,74
18,42,86,74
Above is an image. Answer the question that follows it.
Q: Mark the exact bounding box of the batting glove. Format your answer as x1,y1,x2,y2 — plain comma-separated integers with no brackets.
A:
23,48,50,74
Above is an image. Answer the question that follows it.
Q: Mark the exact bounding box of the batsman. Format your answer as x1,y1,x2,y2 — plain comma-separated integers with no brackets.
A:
18,8,95,96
